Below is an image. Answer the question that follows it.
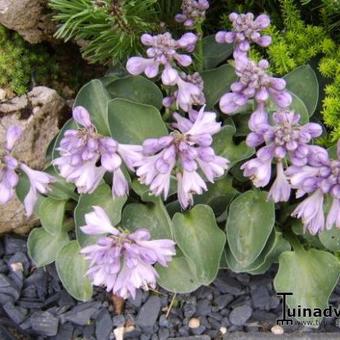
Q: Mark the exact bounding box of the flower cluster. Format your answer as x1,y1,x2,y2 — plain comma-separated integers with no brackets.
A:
126,32,197,85
80,206,176,299
135,107,229,209
53,106,142,197
126,30,205,115
216,13,271,59
0,126,55,216
287,143,340,234
175,0,209,28
242,109,322,202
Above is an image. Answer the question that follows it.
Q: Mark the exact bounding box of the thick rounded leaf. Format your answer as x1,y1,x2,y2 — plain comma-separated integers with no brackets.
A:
226,190,275,267
45,166,78,201
328,144,337,159
74,184,126,247
157,256,201,293
194,175,239,217
74,79,112,135
122,201,172,240
172,205,226,284
284,64,319,116
38,197,66,235
225,229,289,274
201,64,237,108
319,229,340,252
213,126,254,167
202,35,233,69
27,227,69,267
106,75,163,109
56,241,93,301
274,248,340,325
108,98,168,144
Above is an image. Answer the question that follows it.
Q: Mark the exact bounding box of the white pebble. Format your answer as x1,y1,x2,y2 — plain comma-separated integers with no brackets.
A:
188,317,200,329
10,262,23,272
271,325,284,335
220,326,227,334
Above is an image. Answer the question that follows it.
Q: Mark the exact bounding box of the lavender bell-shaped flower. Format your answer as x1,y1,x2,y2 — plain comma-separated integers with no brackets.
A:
135,107,229,209
175,0,210,28
80,206,176,299
0,125,55,216
126,32,197,84
219,58,292,115
287,142,340,234
216,12,271,59
163,72,206,112
53,106,142,197
242,110,322,203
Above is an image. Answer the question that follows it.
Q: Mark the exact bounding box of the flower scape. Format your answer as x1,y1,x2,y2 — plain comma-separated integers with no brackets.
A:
1,0,340,327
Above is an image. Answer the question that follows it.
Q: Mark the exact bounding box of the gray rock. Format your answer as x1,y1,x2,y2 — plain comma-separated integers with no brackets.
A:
136,295,161,330
3,302,27,324
4,236,26,254
191,325,207,335
31,311,59,336
52,323,73,340
213,276,243,295
184,300,197,318
214,294,234,309
0,274,20,301
0,325,17,340
95,309,113,340
229,305,253,326
158,328,170,340
159,314,171,328
196,299,212,316
169,337,211,340
251,286,272,310
128,289,143,308
60,306,98,326
8,252,30,273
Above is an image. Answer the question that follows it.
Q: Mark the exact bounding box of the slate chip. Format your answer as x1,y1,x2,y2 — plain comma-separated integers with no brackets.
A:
60,305,98,325
4,236,26,255
229,305,253,326
0,274,20,301
95,309,113,340
136,295,161,330
31,311,59,336
3,302,27,324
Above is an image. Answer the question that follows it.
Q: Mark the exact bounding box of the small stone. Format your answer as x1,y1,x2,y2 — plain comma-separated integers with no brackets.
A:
136,296,161,331
271,325,284,335
52,323,74,340
213,276,243,295
0,260,7,273
178,326,189,336
220,326,227,334
251,286,271,310
0,324,17,340
188,317,200,329
0,274,20,301
191,325,207,335
4,236,26,255
31,311,59,336
229,305,253,326
8,252,30,273
128,290,143,308
95,309,113,340
60,305,98,326
3,302,27,324
9,262,23,272
159,315,170,328
196,299,211,316
183,301,196,318
214,294,233,310
158,328,170,340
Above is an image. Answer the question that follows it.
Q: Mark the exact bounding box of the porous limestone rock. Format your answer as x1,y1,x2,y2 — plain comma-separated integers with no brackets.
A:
0,0,55,43
0,86,67,234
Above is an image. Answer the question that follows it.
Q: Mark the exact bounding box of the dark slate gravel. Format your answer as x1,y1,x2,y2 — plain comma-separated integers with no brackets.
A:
1,235,340,339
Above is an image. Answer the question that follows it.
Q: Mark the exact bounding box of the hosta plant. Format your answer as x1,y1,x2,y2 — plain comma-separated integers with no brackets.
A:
1,0,340,326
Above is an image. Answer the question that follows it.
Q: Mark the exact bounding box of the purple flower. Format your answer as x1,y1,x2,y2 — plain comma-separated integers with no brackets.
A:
242,110,322,202
175,0,210,28
80,206,176,299
219,58,292,114
216,12,271,59
162,72,205,112
126,32,197,84
287,142,340,233
135,107,229,209
0,155,19,205
6,125,23,151
53,106,142,197
20,164,55,216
